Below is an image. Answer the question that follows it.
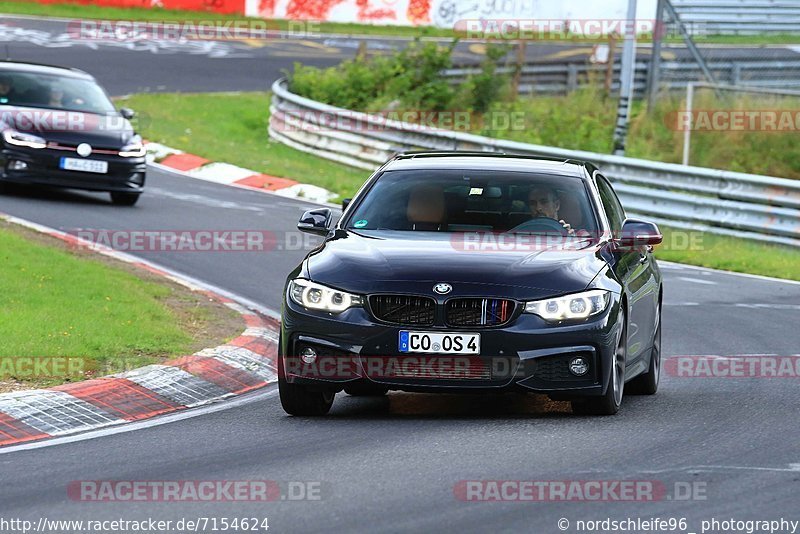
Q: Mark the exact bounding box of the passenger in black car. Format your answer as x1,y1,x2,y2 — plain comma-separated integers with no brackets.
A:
0,74,20,104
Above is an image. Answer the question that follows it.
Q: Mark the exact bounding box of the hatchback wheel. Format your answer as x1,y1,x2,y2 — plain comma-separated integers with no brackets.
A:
628,303,661,395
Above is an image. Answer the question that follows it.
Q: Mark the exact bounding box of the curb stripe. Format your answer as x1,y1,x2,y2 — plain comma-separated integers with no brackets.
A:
0,391,124,436
237,173,299,191
159,153,210,172
0,413,49,443
166,355,267,394
0,211,281,448
121,365,233,408
52,379,182,421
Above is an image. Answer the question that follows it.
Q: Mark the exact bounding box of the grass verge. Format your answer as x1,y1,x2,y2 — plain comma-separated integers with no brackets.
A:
120,91,370,200
1,1,797,44
656,227,800,281
0,221,242,391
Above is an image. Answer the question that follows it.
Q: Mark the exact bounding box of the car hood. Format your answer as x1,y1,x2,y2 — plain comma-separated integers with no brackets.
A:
0,106,135,148
305,230,608,300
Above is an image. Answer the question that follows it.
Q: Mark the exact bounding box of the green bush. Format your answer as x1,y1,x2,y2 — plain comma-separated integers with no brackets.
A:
288,40,459,112
288,43,800,179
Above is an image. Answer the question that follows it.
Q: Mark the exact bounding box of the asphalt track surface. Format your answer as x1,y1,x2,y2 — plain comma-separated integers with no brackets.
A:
1,14,800,534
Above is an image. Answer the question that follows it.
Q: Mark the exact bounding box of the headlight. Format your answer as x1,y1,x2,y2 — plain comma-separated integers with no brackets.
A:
524,290,610,322
119,135,145,157
289,279,361,313
3,130,46,149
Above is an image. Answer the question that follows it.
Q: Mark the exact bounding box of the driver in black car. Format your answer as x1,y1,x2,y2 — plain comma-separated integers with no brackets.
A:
528,186,576,236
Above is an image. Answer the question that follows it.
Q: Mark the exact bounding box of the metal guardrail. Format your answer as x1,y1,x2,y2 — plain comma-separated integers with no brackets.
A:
442,57,800,97
269,78,800,247
671,0,800,35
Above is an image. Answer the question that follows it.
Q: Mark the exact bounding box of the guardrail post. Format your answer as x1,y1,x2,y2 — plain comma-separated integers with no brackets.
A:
567,64,578,93
512,41,526,99
646,0,666,112
731,63,742,85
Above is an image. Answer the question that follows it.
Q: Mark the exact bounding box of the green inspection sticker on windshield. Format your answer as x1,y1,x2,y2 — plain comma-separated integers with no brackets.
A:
354,219,368,228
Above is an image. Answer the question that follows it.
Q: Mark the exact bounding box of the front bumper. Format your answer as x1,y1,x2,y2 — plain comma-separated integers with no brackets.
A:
0,146,146,193
280,295,622,399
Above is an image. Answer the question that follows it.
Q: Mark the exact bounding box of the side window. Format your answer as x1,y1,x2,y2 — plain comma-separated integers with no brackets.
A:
595,175,625,233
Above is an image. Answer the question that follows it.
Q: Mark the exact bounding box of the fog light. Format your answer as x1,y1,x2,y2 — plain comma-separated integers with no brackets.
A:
569,357,589,377
8,160,27,171
300,347,317,364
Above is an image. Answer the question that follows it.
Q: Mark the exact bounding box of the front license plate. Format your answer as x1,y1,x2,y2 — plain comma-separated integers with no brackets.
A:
399,331,480,355
60,157,108,174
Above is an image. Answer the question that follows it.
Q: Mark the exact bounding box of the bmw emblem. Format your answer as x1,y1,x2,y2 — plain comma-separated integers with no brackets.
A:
76,143,93,157
433,283,452,295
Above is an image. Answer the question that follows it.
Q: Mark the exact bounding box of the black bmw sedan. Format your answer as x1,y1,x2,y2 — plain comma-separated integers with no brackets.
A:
0,61,146,205
280,153,663,416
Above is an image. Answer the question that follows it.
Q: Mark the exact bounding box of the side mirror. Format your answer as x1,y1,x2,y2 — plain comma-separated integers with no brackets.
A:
298,208,332,236
119,107,135,120
616,219,663,248
342,198,352,211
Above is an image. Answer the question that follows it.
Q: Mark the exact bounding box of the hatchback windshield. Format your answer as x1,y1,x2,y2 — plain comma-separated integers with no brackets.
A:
0,70,117,114
346,169,599,235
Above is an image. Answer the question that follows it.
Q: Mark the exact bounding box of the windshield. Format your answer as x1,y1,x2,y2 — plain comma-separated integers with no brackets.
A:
0,70,116,114
346,169,599,235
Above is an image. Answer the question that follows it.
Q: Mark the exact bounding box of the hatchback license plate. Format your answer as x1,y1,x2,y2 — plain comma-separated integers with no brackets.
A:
60,157,108,174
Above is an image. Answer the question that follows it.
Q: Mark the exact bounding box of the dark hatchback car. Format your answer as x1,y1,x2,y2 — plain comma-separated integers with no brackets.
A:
280,153,663,416
0,62,146,205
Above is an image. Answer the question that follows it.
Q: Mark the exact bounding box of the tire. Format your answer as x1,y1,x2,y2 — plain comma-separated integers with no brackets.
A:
110,192,140,206
344,384,388,397
278,352,335,416
572,308,627,416
628,302,662,395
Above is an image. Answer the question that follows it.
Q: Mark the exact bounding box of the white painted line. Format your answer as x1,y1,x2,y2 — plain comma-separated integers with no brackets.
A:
645,463,800,474
659,260,800,286
734,303,800,310
677,276,718,285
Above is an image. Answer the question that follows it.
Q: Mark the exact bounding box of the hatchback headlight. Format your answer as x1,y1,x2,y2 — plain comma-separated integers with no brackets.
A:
289,279,361,313
524,290,610,322
3,130,46,149
119,135,145,157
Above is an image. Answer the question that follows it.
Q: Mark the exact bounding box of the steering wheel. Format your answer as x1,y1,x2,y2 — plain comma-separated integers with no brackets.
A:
507,217,568,235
